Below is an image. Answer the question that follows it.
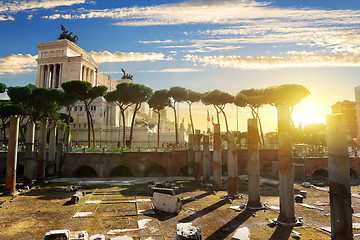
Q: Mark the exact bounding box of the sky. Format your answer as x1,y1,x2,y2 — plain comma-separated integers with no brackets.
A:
1,0,360,133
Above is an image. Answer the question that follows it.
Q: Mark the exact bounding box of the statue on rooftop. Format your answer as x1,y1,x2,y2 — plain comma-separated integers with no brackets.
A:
58,24,78,43
121,68,133,80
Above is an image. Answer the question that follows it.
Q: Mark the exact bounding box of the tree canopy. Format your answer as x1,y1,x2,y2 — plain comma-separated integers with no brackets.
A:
148,89,171,147
62,80,108,147
201,89,234,132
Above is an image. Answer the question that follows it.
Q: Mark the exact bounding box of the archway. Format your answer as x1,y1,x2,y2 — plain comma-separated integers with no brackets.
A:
145,164,167,177
350,168,358,178
73,165,97,177
110,165,133,177
312,168,328,178
179,165,188,176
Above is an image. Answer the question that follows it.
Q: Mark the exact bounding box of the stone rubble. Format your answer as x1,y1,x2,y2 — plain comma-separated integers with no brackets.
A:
176,223,202,240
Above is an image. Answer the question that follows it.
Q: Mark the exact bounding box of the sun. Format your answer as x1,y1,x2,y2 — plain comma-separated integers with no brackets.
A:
291,99,325,128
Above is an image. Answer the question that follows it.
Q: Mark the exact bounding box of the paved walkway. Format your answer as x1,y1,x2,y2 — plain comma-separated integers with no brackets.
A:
50,176,193,186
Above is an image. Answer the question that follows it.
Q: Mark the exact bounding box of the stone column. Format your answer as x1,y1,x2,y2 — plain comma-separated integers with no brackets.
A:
53,64,58,88
188,134,194,176
277,106,296,225
5,116,19,195
47,122,57,176
327,114,352,239
227,132,238,197
203,135,210,183
43,65,48,87
38,65,44,87
194,129,201,180
36,118,48,183
23,121,35,185
56,123,64,175
213,124,222,190
59,64,63,87
247,118,262,209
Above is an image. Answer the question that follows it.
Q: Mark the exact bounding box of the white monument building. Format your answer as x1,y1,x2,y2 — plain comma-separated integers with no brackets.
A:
34,30,184,148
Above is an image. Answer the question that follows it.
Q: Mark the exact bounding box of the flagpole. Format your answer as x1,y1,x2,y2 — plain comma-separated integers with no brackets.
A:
207,108,209,132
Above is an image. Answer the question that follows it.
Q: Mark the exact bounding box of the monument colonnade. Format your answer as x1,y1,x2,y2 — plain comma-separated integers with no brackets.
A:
38,63,95,88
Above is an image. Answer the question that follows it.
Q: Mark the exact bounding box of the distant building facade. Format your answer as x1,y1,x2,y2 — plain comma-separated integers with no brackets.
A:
331,100,357,144
35,39,182,147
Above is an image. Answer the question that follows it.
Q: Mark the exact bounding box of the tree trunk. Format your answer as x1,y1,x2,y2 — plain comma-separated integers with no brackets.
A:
157,111,161,148
121,109,126,147
129,103,140,147
256,114,265,148
220,108,229,133
214,105,220,124
90,115,95,148
85,108,91,147
189,103,195,135
1,118,7,144
173,105,178,145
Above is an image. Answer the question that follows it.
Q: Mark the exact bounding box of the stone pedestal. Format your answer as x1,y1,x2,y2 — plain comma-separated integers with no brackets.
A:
227,132,238,197
202,135,210,183
48,122,57,176
277,106,296,225
213,124,222,189
327,114,353,239
194,130,201,180
188,134,194,176
36,118,48,183
23,121,35,185
5,116,19,195
153,192,182,214
247,119,262,209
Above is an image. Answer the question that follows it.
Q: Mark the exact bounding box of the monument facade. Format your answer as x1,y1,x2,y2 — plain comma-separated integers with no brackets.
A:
34,31,182,148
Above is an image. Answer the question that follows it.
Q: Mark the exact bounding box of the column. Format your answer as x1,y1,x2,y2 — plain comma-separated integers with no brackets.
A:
48,64,53,88
247,119,262,209
213,124,222,190
90,69,94,85
56,123,64,175
59,64,63,88
53,64,59,88
82,66,85,81
23,121,35,185
203,134,210,183
4,116,19,195
36,118,48,183
84,67,88,82
327,114,352,239
47,122,57,176
277,106,296,225
187,134,194,176
42,65,47,87
194,129,201,180
227,132,238,197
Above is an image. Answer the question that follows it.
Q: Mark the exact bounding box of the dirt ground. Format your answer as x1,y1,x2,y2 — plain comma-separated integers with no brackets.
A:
1,179,359,240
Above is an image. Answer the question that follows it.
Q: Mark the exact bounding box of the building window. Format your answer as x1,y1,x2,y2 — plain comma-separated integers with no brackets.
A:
74,107,77,111
80,106,83,111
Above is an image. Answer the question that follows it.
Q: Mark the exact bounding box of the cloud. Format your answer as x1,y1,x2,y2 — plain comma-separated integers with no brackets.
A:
0,54,37,75
89,51,169,63
0,0,86,20
141,68,203,73
0,15,14,21
184,51,360,70
42,0,360,53
42,0,360,27
0,0,86,13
